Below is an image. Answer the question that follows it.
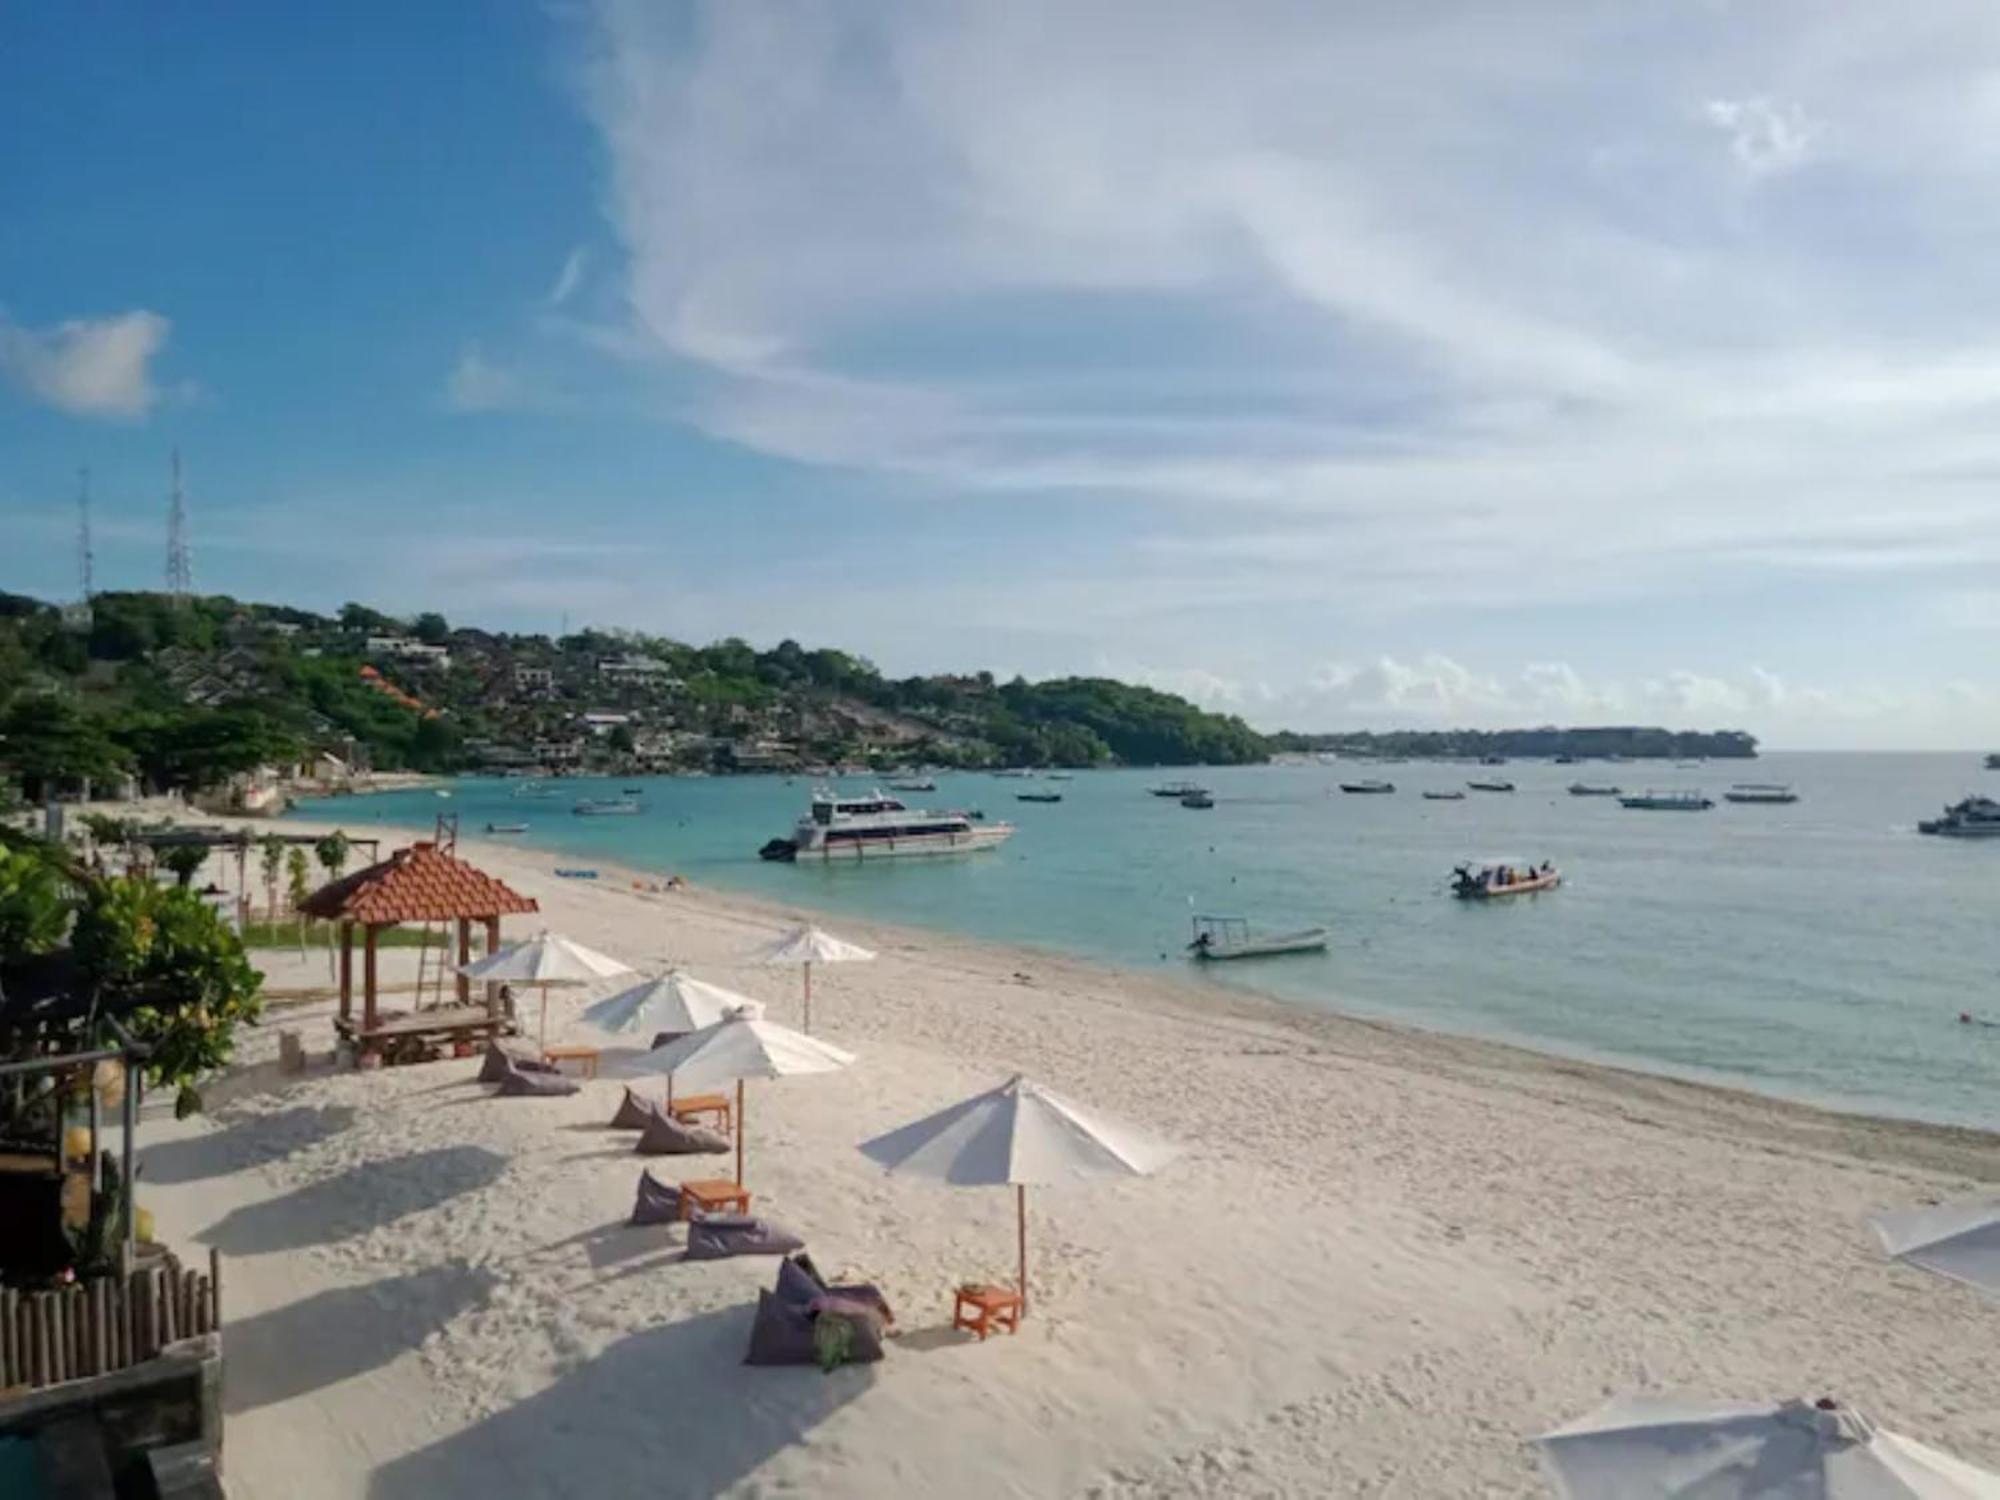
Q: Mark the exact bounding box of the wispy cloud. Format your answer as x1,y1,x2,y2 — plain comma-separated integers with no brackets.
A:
444,345,529,413
0,309,172,418
1703,96,1822,177
547,246,588,307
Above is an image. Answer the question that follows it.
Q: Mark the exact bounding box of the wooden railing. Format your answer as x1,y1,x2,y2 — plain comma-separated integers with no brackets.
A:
0,1249,220,1394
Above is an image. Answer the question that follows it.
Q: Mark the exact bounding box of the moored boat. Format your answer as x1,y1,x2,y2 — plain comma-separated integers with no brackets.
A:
1451,860,1560,899
760,787,1014,861
1148,780,1204,798
573,797,642,816
484,822,530,834
1619,790,1714,811
1918,795,2000,837
1339,779,1395,794
1016,789,1064,803
889,777,937,792
1467,778,1515,793
1423,790,1466,801
1187,914,1328,960
1568,782,1622,797
1180,789,1214,809
1724,783,1798,805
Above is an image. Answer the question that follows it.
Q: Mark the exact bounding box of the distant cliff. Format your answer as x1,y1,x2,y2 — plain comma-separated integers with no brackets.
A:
1267,726,1759,760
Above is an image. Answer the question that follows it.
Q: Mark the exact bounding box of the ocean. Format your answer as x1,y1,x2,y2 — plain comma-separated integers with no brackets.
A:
291,753,2000,1130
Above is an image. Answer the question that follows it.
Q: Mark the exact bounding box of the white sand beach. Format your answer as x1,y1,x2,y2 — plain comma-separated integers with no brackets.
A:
140,821,2000,1498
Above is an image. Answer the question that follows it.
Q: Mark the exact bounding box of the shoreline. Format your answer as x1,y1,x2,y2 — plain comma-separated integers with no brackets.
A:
275,809,2000,1178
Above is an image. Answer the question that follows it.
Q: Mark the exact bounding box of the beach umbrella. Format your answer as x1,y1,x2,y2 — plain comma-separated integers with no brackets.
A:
629,1016,855,1185
579,972,765,1103
1871,1197,2000,1300
458,930,633,1051
858,1074,1177,1317
747,924,874,1033
1534,1396,2000,1499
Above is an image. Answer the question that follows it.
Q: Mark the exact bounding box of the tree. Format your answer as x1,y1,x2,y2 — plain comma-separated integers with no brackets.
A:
0,696,130,797
412,612,450,644
606,724,636,755
159,844,209,888
314,830,351,883
286,848,311,923
116,708,300,791
0,845,70,955
259,834,285,919
72,877,263,1117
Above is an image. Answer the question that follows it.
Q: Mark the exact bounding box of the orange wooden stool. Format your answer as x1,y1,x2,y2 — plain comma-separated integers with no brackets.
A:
678,1179,752,1221
670,1092,732,1134
542,1044,600,1079
952,1284,1023,1340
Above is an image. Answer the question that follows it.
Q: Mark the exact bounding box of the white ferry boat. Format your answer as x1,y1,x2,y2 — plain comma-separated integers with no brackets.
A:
760,788,1014,862
1918,796,2000,838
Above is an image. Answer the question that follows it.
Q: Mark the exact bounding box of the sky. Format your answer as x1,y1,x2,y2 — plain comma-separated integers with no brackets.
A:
5,2,2000,747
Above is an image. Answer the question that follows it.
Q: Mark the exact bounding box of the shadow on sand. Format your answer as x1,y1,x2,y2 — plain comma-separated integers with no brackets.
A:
141,1104,359,1186
198,1145,508,1256
224,1262,495,1415
368,1306,874,1498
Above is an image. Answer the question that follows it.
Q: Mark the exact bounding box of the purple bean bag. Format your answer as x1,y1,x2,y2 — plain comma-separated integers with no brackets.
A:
478,1042,556,1083
634,1112,729,1156
495,1064,580,1097
686,1213,804,1261
609,1088,664,1130
811,1296,887,1366
744,1288,818,1367
630,1170,682,1226
780,1254,895,1328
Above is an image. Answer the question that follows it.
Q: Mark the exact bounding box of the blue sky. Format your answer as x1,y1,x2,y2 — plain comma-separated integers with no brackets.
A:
6,2,2000,746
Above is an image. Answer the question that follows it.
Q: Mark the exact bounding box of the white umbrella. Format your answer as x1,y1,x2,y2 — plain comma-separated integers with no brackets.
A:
580,972,765,1105
747,924,874,1033
1535,1396,2000,1499
858,1074,1177,1317
1871,1198,2000,1300
458,931,632,1050
630,1016,855,1184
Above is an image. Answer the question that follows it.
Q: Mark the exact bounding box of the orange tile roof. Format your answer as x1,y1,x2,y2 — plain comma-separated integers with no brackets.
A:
300,841,539,925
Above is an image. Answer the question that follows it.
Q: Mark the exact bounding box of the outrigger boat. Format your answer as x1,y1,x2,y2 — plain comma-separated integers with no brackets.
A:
1619,790,1714,811
1188,914,1328,961
1467,778,1515,793
1723,783,1798,804
1149,780,1204,798
1339,779,1395,794
1568,782,1622,797
1423,790,1466,801
1451,860,1560,899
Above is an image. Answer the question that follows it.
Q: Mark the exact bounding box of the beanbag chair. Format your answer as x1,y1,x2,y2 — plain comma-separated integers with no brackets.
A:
811,1296,887,1367
478,1042,556,1082
610,1087,664,1130
685,1213,804,1261
744,1288,817,1367
635,1112,729,1156
649,1030,688,1052
630,1170,682,1226
778,1254,894,1327
496,1064,581,1097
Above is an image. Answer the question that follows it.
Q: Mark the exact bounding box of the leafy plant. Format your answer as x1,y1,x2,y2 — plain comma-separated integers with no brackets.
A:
285,847,311,914
0,844,71,954
314,830,350,883
259,833,285,919
158,843,210,888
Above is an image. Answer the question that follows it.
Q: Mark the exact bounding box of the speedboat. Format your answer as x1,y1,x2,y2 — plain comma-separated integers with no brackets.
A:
760,788,1014,861
1188,914,1328,960
1149,780,1204,798
1724,783,1798,805
1918,796,2000,837
889,777,937,792
1423,790,1466,801
574,798,642,816
1619,790,1714,811
1451,861,1560,899
1467,779,1515,793
1016,789,1063,803
1180,789,1214,809
484,822,529,835
1339,779,1395,794
1568,782,1622,797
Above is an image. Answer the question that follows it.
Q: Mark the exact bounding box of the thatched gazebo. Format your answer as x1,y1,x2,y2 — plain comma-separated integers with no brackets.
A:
301,842,538,1064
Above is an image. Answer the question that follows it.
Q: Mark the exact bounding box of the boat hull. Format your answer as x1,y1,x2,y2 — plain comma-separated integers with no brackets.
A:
1453,874,1561,899
792,825,1016,860
1191,930,1328,960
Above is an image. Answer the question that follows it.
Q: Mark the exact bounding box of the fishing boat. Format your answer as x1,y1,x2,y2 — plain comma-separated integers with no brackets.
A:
1479,754,1509,766
889,776,937,792
1180,789,1214,809
1149,780,1204,798
574,798,643,816
1987,754,2000,770
1423,790,1466,801
484,822,529,835
1918,795,2000,838
1451,861,1560,899
1467,778,1515,793
1016,789,1064,804
760,788,1014,861
1554,754,1578,765
1339,779,1395,794
1187,914,1328,961
1724,783,1799,805
1568,782,1622,797
1619,790,1714,811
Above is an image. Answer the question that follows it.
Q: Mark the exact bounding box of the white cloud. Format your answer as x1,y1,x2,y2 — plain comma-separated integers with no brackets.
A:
547,246,588,307
444,346,528,412
1703,96,1822,177
0,309,171,418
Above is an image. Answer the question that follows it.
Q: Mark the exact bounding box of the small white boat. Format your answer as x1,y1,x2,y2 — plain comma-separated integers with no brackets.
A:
889,778,937,792
1423,790,1466,801
1048,771,1075,781
1568,782,1622,797
1339,779,1395,794
1188,914,1328,961
1724,783,1798,804
1149,780,1204,798
1619,790,1714,811
574,797,643,816
1467,779,1515,793
484,822,530,835
1180,789,1214,809
1451,860,1560,899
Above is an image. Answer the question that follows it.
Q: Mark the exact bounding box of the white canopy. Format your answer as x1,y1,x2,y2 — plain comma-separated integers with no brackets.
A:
457,931,632,985
579,971,764,1037
1535,1397,2000,1499
1871,1197,2000,1300
631,1015,855,1088
749,924,876,967
860,1073,1177,1187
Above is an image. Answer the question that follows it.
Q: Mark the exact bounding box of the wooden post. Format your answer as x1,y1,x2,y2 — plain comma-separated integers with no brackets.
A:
43,1294,61,1384
338,921,354,1023
802,962,812,1034
735,1079,746,1186
484,917,502,1019
1017,1184,1029,1318
93,1279,108,1375
456,918,471,1007
27,1296,44,1389
2,1288,14,1388
363,924,380,1036
210,1246,222,1333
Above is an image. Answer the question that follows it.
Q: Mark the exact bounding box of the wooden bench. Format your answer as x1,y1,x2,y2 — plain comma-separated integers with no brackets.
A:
669,1092,732,1133
542,1045,601,1079
336,1007,515,1068
678,1179,752,1221
952,1284,1022,1340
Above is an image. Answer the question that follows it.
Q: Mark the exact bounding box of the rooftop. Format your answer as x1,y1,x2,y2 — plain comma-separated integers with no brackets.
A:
300,841,539,926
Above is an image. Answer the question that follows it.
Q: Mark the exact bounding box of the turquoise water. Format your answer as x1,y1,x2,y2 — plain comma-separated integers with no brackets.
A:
293,754,2000,1129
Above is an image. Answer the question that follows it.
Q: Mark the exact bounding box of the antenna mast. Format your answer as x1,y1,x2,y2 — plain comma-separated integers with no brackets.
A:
166,447,193,602
76,467,94,602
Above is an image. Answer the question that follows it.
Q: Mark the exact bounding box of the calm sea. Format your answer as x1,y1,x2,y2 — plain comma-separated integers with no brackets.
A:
292,754,2000,1130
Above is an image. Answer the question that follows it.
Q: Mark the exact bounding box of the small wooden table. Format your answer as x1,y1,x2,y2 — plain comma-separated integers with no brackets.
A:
670,1092,732,1133
952,1284,1022,1340
679,1179,752,1221
542,1045,600,1079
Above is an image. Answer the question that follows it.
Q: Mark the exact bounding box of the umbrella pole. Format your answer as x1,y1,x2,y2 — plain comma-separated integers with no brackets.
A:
736,1078,746,1185
1017,1184,1029,1318
538,985,550,1054
802,962,812,1034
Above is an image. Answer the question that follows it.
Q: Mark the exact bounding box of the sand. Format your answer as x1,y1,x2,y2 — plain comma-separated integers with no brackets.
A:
132,818,2000,1498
